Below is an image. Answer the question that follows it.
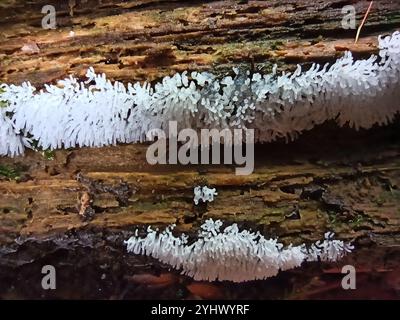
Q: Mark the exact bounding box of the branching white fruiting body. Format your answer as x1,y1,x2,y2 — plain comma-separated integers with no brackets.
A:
0,108,26,157
124,219,354,282
193,186,218,205
1,32,399,157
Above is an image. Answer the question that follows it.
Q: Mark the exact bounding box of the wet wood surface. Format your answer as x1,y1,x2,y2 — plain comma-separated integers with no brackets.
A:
1,0,400,86
1,121,400,299
0,0,400,299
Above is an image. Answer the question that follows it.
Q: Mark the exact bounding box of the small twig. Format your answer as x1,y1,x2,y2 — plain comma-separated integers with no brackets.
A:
355,1,373,44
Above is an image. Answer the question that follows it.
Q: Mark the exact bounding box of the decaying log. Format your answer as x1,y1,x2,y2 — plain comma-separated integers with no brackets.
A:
1,121,400,299
1,0,400,86
0,0,400,299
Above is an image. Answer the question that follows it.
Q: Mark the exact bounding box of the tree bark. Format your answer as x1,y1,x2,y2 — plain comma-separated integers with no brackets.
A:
0,0,400,299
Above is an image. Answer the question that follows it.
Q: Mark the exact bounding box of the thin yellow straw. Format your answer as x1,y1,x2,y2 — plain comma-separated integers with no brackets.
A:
355,1,373,44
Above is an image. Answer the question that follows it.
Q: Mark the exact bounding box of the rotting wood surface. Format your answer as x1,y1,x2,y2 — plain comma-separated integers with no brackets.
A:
1,121,400,299
0,0,400,299
1,0,400,86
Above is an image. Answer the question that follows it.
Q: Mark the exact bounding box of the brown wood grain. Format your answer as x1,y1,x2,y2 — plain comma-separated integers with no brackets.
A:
0,0,400,299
